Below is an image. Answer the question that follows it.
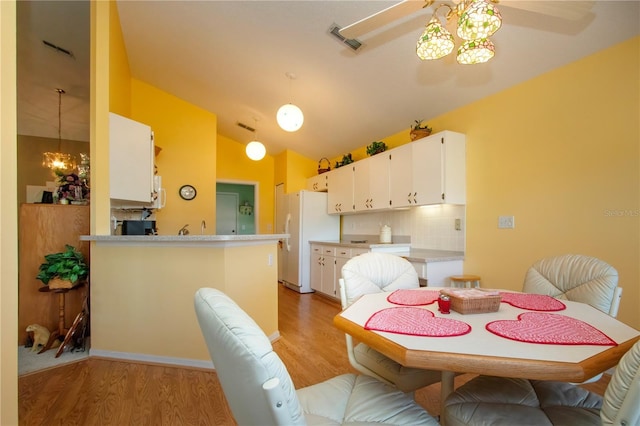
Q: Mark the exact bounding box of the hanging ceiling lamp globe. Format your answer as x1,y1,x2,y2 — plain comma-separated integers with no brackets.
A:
276,103,304,132
246,140,266,161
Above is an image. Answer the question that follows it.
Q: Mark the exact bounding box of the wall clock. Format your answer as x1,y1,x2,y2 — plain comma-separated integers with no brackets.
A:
179,184,197,200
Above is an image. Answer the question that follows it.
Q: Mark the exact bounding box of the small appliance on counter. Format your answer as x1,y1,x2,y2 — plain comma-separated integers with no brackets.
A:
122,220,157,235
379,225,392,243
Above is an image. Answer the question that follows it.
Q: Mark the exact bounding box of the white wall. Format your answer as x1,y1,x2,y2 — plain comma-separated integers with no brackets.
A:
342,204,465,251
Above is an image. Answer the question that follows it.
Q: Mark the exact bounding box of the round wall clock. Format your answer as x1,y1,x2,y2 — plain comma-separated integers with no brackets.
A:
179,184,197,200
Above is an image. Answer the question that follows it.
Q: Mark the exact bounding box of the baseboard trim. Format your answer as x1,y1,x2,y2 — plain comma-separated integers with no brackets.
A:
89,349,214,370
89,330,281,371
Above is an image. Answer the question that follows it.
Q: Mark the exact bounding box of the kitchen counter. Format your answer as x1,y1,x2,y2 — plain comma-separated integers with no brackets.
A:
395,249,465,263
309,240,463,263
310,240,411,251
81,233,288,247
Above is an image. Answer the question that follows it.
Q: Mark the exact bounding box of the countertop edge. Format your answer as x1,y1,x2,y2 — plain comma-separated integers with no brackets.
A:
81,234,288,246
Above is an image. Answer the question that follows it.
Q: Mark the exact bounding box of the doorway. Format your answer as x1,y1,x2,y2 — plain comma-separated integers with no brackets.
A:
216,181,257,235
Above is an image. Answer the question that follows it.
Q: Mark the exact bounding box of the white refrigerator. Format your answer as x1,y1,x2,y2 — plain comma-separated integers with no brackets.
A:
281,190,340,293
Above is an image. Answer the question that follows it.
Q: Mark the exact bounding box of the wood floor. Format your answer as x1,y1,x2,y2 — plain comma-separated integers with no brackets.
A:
18,284,610,425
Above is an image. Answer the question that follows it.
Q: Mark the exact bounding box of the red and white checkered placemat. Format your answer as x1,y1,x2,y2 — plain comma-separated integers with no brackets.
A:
365,307,471,337
387,289,440,306
499,293,566,311
486,312,616,346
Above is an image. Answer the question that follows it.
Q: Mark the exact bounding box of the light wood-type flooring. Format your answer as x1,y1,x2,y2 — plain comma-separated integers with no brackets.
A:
19,284,610,425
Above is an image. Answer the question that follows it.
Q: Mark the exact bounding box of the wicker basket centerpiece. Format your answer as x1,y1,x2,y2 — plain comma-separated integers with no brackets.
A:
439,288,501,314
317,157,331,174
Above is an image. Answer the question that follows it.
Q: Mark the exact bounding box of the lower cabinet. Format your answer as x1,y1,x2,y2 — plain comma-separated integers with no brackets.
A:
408,259,463,286
311,245,369,300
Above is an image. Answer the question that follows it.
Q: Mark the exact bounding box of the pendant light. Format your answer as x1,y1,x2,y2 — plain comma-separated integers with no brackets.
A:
416,4,455,60
43,88,77,173
245,118,266,161
276,72,304,132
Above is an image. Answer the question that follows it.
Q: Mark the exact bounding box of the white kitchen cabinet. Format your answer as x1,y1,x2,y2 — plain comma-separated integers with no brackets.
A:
310,244,323,292
354,153,390,212
390,130,466,208
109,113,155,203
424,260,463,286
307,173,329,192
327,165,354,214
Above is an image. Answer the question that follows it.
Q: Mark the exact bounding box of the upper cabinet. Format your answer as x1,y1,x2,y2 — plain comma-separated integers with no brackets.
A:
307,173,329,192
354,153,390,212
319,130,466,215
327,165,355,214
109,113,155,203
390,131,466,207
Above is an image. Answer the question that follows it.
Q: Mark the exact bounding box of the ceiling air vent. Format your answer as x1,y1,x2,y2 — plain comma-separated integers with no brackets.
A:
237,122,255,132
42,40,75,59
328,24,363,51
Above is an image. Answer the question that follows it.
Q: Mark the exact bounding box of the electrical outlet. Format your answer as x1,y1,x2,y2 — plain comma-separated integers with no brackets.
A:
498,215,515,229
455,218,461,231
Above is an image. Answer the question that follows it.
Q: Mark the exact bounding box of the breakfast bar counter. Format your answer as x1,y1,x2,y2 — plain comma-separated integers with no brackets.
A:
82,234,286,370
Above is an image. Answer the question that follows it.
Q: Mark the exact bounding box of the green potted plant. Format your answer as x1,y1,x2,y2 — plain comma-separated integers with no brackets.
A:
366,141,387,156
36,244,89,289
410,120,432,141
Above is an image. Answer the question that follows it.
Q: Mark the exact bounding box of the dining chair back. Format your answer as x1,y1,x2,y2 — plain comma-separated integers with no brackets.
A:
339,252,442,393
442,338,640,426
194,287,439,425
523,254,621,317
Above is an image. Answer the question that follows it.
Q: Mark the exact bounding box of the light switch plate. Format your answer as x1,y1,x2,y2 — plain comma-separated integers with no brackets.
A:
498,215,515,229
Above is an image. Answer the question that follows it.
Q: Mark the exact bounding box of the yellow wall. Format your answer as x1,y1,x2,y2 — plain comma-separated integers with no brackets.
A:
216,135,275,233
90,242,279,360
273,149,316,194
370,36,639,328
130,79,217,236
0,1,18,422
108,0,130,117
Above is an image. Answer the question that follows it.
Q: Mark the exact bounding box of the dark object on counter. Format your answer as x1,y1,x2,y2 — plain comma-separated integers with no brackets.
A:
41,191,53,204
122,220,156,235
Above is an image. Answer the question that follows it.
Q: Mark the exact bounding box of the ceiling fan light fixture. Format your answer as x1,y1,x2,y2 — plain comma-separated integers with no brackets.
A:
246,140,266,161
276,103,304,132
457,0,502,41
416,16,455,60
456,38,495,64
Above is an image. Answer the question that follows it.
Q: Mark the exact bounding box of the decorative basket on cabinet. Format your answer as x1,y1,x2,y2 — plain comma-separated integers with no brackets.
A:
318,157,331,174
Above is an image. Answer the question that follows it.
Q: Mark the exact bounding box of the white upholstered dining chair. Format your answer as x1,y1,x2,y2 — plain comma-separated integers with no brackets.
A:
523,254,622,317
523,254,622,384
339,252,443,393
194,287,439,426
442,338,640,426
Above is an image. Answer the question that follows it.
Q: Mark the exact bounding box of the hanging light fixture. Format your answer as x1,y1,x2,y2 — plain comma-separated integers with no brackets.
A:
416,0,502,64
456,0,502,41
245,118,266,161
416,4,455,60
42,88,77,173
276,72,304,132
457,38,495,64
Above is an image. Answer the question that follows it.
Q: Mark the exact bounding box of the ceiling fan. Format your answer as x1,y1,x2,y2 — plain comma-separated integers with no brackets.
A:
339,0,595,40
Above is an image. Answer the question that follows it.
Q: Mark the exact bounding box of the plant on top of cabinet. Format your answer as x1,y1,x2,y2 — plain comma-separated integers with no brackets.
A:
410,120,432,141
335,153,354,168
36,244,88,289
366,141,387,156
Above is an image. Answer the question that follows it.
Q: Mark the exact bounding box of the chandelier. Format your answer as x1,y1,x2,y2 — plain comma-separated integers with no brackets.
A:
42,88,77,173
416,0,502,64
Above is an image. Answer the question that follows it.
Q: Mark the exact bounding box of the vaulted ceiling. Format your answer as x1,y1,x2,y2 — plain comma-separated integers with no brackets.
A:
17,1,640,160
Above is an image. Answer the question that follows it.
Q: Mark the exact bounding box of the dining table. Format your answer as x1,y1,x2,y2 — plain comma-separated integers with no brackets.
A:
333,287,640,415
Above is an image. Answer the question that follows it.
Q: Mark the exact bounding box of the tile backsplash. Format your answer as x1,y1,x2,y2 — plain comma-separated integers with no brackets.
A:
341,204,465,251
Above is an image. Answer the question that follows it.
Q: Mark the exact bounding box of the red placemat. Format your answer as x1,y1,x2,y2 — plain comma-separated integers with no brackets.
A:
365,307,471,337
387,289,440,306
499,292,566,311
486,312,616,346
